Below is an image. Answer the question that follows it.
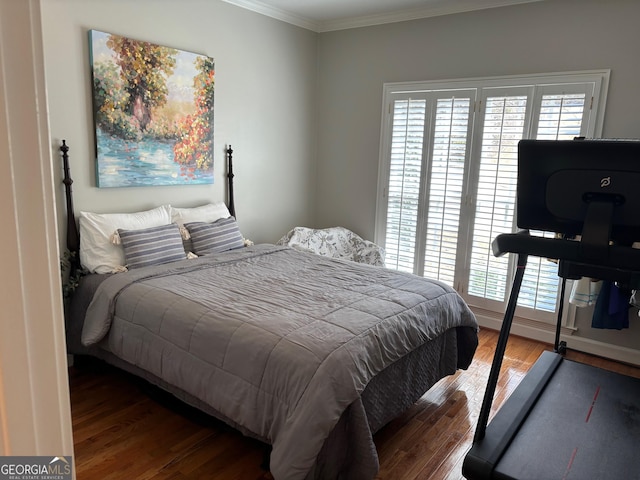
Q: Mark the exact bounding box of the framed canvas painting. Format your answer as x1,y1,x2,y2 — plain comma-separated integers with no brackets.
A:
89,30,214,187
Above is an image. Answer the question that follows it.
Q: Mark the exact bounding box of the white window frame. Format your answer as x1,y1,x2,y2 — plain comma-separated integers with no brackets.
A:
375,70,609,328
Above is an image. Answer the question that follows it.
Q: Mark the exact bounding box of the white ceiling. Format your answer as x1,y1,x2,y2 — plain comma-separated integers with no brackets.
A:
222,0,545,32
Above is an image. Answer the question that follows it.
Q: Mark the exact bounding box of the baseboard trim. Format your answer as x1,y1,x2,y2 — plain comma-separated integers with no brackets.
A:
474,311,640,367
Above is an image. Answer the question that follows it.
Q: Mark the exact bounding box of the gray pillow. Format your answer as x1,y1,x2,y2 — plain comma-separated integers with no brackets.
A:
185,217,245,255
118,223,187,269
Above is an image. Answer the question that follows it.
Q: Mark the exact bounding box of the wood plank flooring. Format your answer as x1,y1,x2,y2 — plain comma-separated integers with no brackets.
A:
69,328,640,479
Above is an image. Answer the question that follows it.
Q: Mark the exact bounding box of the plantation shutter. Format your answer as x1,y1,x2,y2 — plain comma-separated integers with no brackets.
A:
377,71,607,325
517,85,593,313
467,89,532,303
423,96,473,286
384,96,427,273
384,91,475,281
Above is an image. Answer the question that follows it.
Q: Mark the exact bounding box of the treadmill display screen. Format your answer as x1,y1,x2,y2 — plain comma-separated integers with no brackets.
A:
517,139,640,244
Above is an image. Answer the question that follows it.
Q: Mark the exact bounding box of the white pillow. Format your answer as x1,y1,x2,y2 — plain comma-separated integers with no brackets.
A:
79,205,172,274
170,202,230,225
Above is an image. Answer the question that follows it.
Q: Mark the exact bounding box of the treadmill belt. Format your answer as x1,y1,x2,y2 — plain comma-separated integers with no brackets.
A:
494,355,640,480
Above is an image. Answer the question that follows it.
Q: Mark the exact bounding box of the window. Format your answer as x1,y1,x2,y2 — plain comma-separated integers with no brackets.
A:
376,71,609,324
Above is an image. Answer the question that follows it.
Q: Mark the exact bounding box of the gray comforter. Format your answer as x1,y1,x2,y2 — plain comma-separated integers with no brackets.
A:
82,244,478,480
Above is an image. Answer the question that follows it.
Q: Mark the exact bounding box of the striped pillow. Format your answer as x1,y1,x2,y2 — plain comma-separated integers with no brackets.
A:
185,217,245,255
118,223,187,269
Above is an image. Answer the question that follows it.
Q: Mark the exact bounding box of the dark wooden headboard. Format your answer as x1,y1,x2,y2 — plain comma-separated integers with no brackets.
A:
60,140,236,270
226,144,235,219
60,140,79,268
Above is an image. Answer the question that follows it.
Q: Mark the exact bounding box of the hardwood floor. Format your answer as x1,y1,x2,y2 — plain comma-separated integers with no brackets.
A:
69,329,640,479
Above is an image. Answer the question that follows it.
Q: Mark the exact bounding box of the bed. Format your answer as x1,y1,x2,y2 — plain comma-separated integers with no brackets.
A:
61,141,479,480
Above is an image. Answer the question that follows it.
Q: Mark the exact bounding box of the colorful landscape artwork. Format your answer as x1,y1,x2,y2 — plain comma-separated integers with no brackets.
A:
89,30,214,187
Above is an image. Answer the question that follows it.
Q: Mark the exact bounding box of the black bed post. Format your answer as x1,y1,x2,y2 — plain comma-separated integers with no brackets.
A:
61,140,80,272
226,145,236,218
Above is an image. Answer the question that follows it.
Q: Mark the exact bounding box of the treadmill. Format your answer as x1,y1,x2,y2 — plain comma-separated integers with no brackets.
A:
462,139,640,480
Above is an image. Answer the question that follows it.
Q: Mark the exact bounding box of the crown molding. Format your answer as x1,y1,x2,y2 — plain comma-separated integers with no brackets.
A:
222,0,545,33
221,0,321,31
319,0,544,32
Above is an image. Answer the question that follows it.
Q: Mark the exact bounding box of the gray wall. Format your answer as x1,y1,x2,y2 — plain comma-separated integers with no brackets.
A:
315,0,640,351
316,0,640,238
42,0,318,244
41,0,640,352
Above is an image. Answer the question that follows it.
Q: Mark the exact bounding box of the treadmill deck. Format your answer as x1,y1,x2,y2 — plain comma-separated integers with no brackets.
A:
464,351,640,479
